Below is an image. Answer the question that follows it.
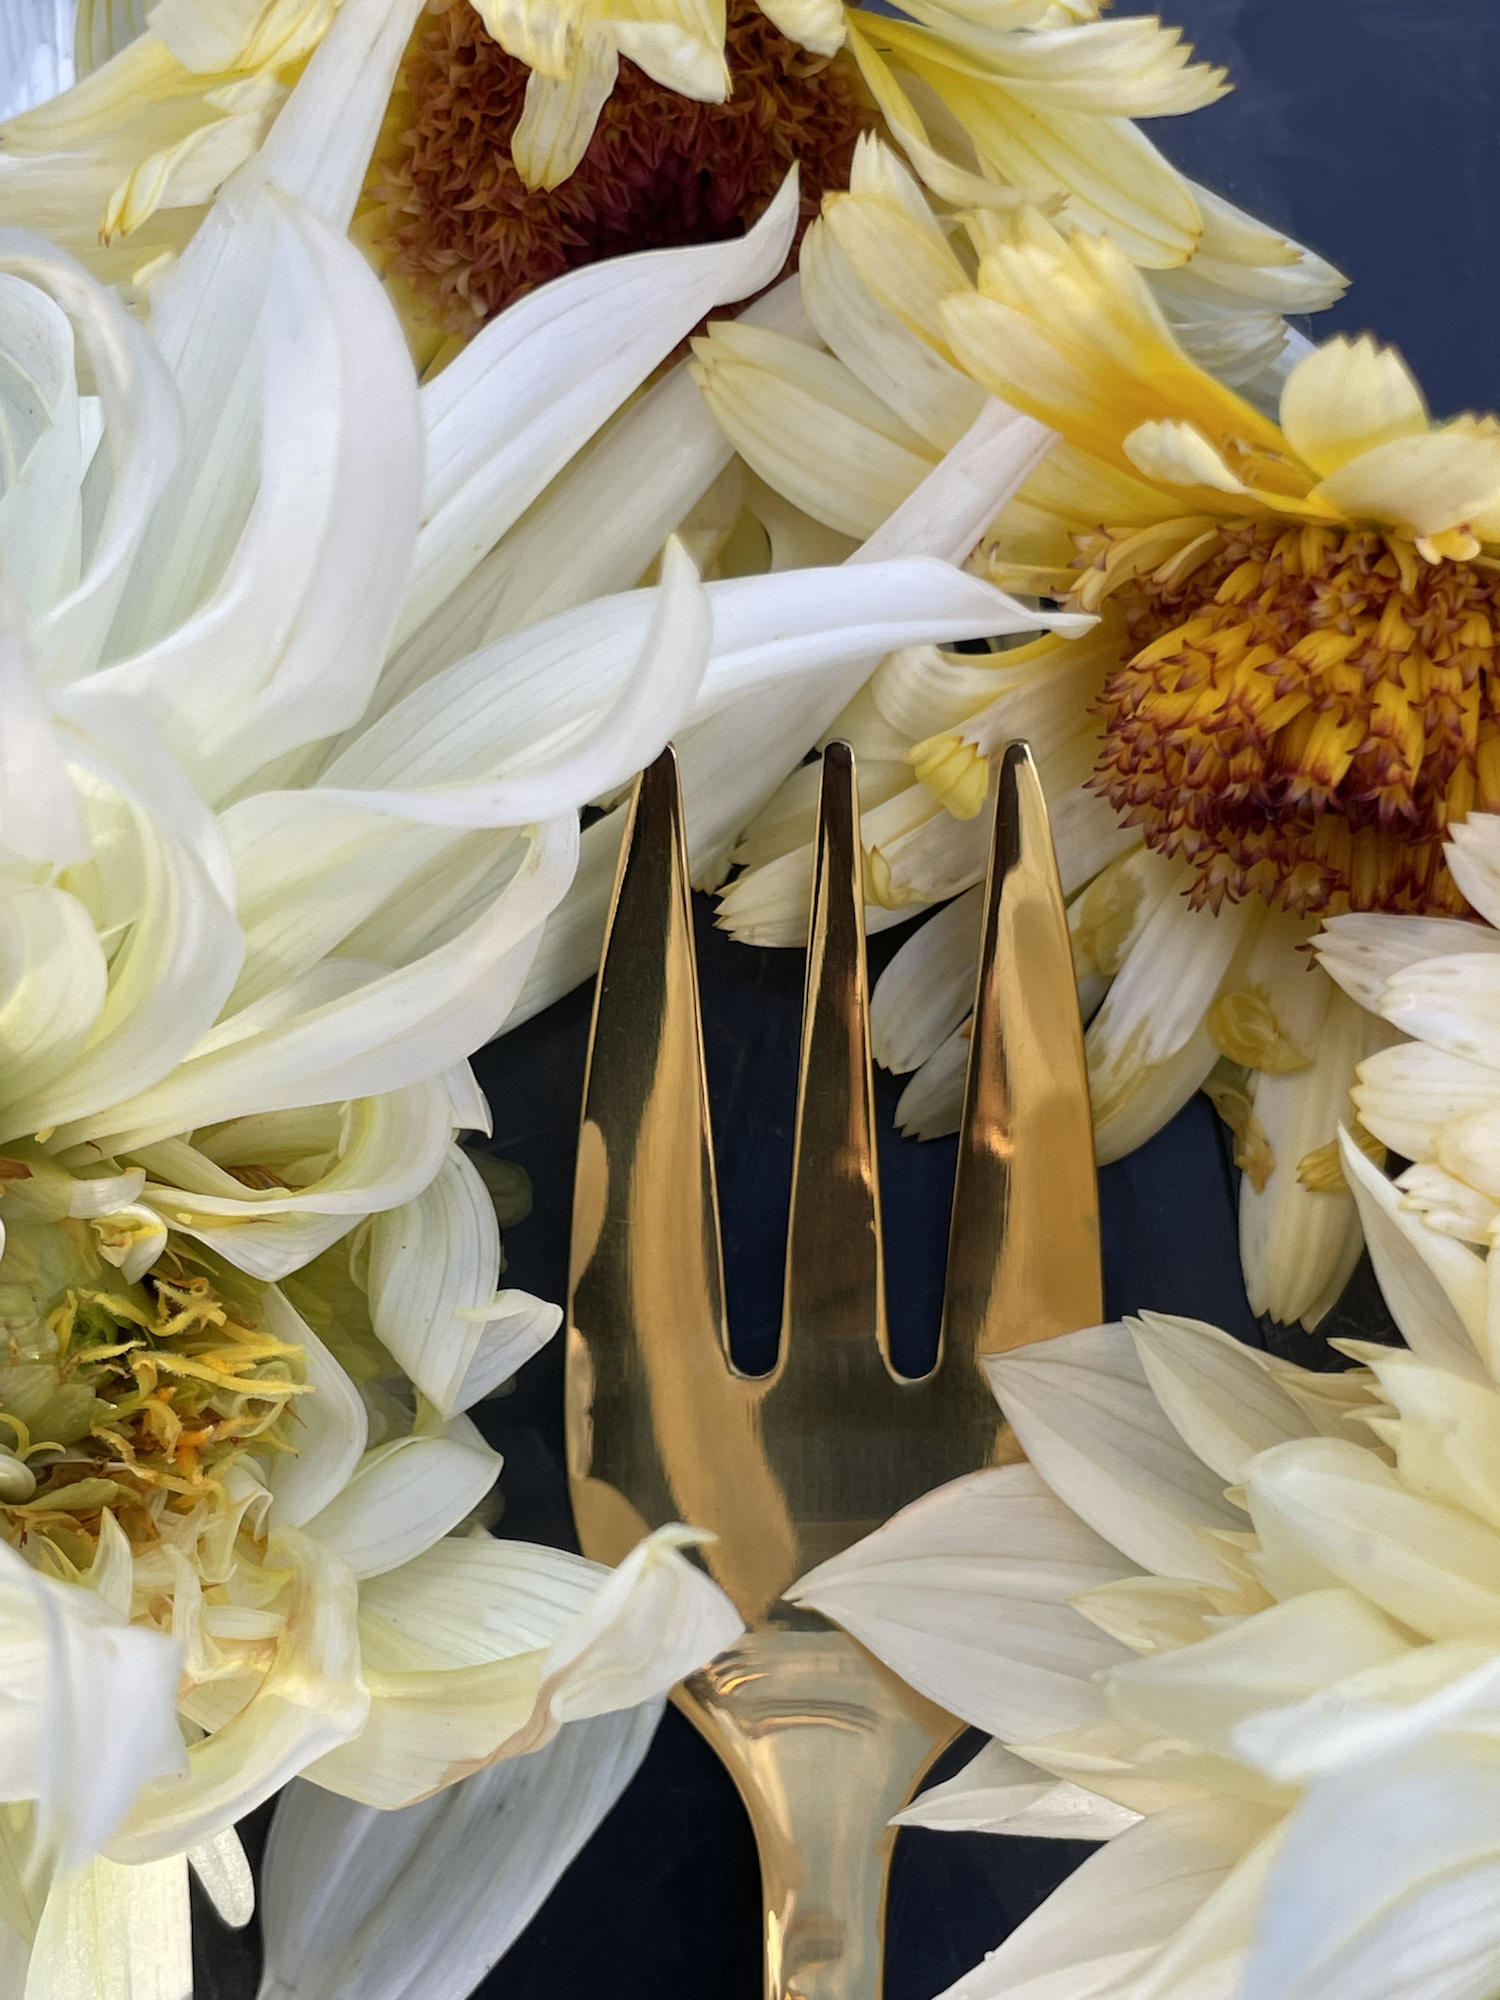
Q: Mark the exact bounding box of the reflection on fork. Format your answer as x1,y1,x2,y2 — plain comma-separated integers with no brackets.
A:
566,737,1099,1999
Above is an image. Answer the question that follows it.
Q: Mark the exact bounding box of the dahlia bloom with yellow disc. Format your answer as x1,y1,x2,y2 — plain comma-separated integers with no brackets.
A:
689,134,1500,1327
784,1129,1500,1999
0,10,1062,1986
0,0,1340,378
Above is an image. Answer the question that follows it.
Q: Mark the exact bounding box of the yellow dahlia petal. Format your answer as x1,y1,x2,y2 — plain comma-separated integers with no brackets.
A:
609,0,731,101
842,22,1031,212
102,87,282,239
509,33,619,189
799,218,985,450
473,0,581,78
921,65,1204,267
942,217,1292,479
1279,334,1429,479
756,0,844,57
820,141,974,356
912,15,1227,117
1124,417,1259,496
688,318,939,538
1308,429,1500,540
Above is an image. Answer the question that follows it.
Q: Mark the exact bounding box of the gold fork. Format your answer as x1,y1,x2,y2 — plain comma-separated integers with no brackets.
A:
566,737,1099,2000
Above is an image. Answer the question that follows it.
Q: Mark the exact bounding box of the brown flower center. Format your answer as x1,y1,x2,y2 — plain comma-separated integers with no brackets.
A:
1090,519,1500,918
363,0,873,341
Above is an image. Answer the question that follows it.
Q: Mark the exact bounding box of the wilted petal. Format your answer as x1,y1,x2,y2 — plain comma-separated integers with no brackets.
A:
312,1527,740,1808
108,1528,368,1863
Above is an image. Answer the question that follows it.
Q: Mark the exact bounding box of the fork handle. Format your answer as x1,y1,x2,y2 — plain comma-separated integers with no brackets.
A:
677,1616,960,2000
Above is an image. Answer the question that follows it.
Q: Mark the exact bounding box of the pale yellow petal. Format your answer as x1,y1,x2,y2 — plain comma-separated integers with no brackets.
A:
510,34,619,191
940,215,1294,483
756,0,843,56
1309,428,1500,539
1278,334,1429,478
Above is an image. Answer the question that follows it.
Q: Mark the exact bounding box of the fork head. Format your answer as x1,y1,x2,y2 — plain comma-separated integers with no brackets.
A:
566,738,1099,1622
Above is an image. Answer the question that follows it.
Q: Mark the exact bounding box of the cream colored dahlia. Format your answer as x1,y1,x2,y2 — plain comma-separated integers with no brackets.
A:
689,136,1500,1327
789,1131,1500,2000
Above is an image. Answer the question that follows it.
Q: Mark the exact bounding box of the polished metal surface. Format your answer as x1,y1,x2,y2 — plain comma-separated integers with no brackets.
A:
944,741,1103,1356
566,739,1098,1999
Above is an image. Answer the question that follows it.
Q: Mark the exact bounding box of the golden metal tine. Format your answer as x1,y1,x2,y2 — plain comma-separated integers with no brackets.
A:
944,740,1103,1358
566,736,1100,2000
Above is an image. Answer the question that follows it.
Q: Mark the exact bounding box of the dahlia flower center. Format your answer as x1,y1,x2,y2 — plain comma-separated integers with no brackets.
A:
363,0,874,338
1089,519,1500,917
0,1208,306,1570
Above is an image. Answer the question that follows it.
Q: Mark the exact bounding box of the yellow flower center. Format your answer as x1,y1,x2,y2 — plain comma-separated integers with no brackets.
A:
359,0,874,346
1089,519,1500,917
0,1211,308,1571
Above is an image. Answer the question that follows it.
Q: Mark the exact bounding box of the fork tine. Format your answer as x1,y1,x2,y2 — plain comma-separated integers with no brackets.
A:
779,741,891,1375
941,740,1101,1357
566,747,732,1557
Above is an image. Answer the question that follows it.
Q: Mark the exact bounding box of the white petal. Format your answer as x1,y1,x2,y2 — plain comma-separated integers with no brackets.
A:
137,1083,455,1280
894,1023,970,1140
1339,1131,1489,1380
0,1542,184,1876
986,1323,1246,1582
787,1463,1139,1740
1089,892,1257,1163
0,581,85,861
1379,950,1500,1072
1315,910,1500,1014
311,1527,740,1807
1354,1041,1500,1163
1244,1746,1500,2000
386,364,726,704
936,1799,1279,2000
871,887,982,1072
62,816,579,1150
260,1289,369,1531
894,1739,1141,1839
0,232,181,682
186,1827,253,1930
1243,1438,1500,1640
95,198,423,804
367,1145,502,1415
259,1707,661,2000
304,1424,502,1580
107,1528,367,1863
1128,1313,1322,1485
1446,814,1500,930
1240,983,1396,1329
400,174,800,643
0,1,74,120
23,1854,190,2000
0,768,243,1146
316,538,713,828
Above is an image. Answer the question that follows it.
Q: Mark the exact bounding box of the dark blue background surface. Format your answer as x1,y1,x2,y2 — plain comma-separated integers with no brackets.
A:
193,7,1492,1991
